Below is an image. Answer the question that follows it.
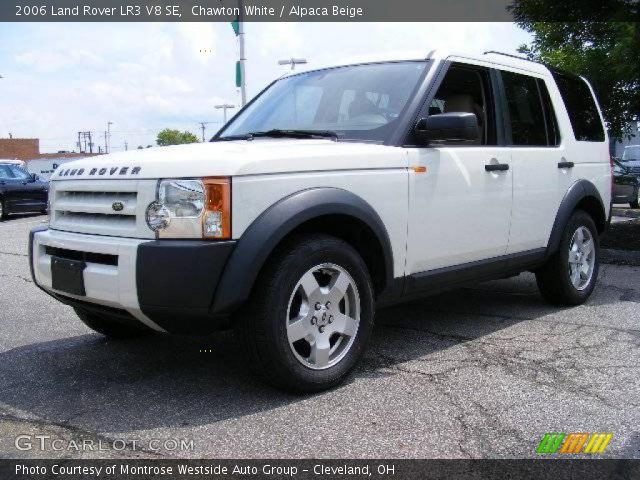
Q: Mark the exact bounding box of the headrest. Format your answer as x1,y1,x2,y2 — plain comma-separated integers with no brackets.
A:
443,94,475,114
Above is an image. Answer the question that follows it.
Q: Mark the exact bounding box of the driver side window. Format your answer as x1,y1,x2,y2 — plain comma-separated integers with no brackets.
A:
9,165,30,180
426,64,497,146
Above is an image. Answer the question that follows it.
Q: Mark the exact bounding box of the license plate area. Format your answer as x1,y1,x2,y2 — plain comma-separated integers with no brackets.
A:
51,256,86,296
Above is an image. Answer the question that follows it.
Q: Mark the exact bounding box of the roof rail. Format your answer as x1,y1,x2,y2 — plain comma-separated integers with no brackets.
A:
483,51,540,64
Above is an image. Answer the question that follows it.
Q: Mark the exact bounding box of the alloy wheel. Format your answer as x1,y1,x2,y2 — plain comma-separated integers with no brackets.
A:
286,263,360,370
568,226,596,290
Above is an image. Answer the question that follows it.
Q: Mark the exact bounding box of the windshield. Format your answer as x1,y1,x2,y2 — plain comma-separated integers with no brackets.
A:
219,61,428,143
622,146,640,162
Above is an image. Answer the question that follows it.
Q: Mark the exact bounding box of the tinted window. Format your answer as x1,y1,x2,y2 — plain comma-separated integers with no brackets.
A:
538,79,560,146
551,71,604,142
501,71,547,146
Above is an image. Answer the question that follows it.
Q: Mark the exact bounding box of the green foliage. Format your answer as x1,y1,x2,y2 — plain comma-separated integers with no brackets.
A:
156,129,200,146
511,2,640,140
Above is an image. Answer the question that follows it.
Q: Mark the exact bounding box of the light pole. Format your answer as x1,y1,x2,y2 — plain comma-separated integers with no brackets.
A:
215,104,236,124
278,58,308,71
238,2,247,106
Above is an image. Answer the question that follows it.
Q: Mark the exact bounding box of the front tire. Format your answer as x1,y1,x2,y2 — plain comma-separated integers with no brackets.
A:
0,199,6,220
536,210,599,305
236,234,375,393
74,307,153,339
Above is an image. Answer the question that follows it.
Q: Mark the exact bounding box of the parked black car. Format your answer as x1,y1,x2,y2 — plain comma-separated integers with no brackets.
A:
612,159,640,208
0,162,49,220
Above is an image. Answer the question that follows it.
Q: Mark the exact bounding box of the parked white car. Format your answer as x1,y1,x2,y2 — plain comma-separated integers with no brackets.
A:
30,51,611,391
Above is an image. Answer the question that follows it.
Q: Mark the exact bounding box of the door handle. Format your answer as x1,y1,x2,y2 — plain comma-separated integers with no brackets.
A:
558,161,574,169
485,163,509,172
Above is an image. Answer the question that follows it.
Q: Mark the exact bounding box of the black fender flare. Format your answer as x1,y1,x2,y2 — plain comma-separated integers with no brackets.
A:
546,179,606,258
211,187,394,314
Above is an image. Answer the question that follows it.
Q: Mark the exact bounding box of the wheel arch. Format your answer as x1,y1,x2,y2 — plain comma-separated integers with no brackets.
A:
546,179,607,258
211,187,394,314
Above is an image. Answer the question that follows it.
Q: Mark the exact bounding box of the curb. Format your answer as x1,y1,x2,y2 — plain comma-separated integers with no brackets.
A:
601,248,640,267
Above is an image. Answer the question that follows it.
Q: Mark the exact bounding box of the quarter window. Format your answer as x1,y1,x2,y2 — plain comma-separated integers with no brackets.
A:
551,70,605,142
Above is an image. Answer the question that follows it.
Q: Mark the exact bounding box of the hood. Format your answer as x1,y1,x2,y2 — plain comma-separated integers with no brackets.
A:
50,139,406,181
620,159,640,168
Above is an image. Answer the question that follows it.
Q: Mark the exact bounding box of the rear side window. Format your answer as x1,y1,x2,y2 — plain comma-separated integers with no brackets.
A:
501,71,549,146
551,71,605,142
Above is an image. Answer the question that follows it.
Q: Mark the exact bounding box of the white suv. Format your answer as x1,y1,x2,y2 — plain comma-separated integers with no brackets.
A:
30,51,611,392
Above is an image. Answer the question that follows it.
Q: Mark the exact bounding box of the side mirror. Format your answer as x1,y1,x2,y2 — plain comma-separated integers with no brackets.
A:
30,173,37,181
414,112,479,144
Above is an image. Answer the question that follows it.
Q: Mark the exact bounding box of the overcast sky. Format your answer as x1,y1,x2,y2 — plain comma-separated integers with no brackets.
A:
0,22,532,153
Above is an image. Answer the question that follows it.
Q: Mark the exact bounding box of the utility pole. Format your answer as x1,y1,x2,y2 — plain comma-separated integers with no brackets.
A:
104,131,108,153
215,104,235,124
106,121,113,153
77,132,82,153
124,140,128,151
278,58,308,71
198,121,213,142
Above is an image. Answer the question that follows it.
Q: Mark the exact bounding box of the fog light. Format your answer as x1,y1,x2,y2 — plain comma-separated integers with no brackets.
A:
146,201,170,231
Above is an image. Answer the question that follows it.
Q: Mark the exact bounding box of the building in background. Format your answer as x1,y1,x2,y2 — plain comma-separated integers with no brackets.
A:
0,137,101,179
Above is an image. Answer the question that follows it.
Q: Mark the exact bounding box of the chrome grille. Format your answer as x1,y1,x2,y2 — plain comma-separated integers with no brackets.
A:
49,180,157,238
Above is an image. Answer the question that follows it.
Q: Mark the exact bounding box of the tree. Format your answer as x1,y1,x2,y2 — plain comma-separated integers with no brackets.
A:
156,129,200,146
511,1,640,140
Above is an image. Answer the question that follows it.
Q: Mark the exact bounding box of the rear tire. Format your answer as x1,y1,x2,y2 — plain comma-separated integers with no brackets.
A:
74,307,153,339
536,210,599,305
235,234,375,393
0,199,6,220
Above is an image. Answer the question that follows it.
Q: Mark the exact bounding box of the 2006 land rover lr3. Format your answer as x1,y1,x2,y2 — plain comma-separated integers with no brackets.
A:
30,51,611,392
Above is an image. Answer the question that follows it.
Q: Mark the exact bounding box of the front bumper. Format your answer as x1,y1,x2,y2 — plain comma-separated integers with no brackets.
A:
29,227,235,334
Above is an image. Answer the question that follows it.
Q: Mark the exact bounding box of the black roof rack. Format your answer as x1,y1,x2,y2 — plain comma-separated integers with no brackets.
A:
483,51,541,64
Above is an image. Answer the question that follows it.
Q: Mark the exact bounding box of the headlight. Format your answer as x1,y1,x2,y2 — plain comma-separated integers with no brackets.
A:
146,178,231,239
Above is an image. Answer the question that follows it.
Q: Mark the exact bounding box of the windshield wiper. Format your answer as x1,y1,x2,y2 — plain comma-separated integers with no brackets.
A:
214,129,339,142
213,134,253,141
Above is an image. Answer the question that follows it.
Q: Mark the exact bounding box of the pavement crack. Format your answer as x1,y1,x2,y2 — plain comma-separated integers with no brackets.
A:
0,250,28,258
0,273,32,283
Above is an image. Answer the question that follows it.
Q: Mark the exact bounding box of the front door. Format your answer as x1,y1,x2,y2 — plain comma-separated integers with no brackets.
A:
405,63,513,274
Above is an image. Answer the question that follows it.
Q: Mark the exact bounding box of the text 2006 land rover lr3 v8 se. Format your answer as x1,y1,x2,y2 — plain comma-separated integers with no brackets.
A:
30,51,611,392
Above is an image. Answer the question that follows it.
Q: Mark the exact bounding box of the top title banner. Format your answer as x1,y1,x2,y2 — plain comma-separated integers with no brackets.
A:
1,0,633,22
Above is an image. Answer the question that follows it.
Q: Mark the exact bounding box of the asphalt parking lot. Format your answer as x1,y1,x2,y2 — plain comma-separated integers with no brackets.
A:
1,214,639,459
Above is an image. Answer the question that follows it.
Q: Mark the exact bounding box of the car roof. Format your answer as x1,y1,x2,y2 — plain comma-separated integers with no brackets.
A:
281,49,551,78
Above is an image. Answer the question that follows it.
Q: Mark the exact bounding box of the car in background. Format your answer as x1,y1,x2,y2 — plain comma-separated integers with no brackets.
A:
0,161,49,220
613,158,640,207
0,159,26,168
620,145,640,174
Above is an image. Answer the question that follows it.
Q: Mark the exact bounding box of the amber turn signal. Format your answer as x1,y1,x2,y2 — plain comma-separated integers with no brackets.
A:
202,177,231,239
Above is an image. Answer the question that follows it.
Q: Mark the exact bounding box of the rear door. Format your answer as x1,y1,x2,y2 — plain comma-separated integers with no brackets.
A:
496,70,566,254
